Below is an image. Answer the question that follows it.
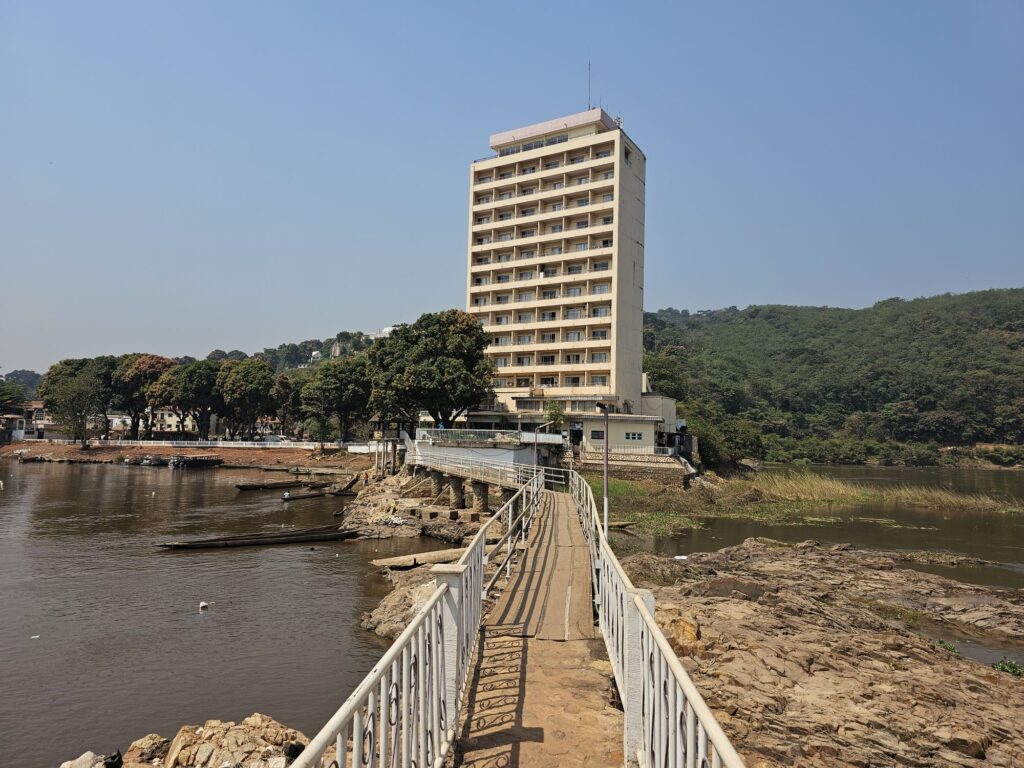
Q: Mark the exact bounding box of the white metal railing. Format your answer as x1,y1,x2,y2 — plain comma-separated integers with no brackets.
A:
568,472,744,768
18,438,326,449
586,443,674,456
293,457,544,768
415,428,520,443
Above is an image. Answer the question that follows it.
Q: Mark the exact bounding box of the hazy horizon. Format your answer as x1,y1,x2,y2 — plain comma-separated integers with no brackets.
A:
3,1,1022,372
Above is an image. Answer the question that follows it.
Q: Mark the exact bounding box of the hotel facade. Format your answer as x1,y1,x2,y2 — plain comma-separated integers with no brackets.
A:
464,109,677,450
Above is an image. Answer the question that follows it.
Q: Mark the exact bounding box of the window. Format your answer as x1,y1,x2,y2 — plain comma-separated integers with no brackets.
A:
591,430,605,440
549,203,563,212
569,156,584,165
493,335,510,346
575,198,589,207
498,172,513,180
544,161,560,169
591,306,611,317
499,192,513,200
602,171,614,180
601,239,613,248
596,150,611,158
541,311,557,321
540,355,556,365
566,286,582,297
497,233,512,241
602,193,613,202
539,376,557,386
576,221,589,229
591,375,608,386
495,294,510,304
522,166,536,174
521,207,535,216
591,329,609,340
549,224,563,233
516,377,532,387
591,352,608,363
565,376,582,386
476,237,491,245
476,196,491,204
493,378,509,388
574,176,589,186
602,216,613,225
517,291,534,302
521,187,535,195
498,213,512,221
626,431,643,441
518,270,534,280
517,312,534,322
540,332,556,343
542,268,558,277
550,181,564,190
477,175,492,183
591,284,610,294
496,274,511,283
575,243,589,252
541,289,557,299
593,261,609,271
547,246,562,255
473,276,489,285
565,354,582,364
566,308,583,319
567,264,583,274
516,355,532,366
544,134,568,146
520,228,535,237
495,315,510,325
476,216,491,224
496,253,512,263
516,333,533,344
520,249,535,259
474,257,491,265
625,148,632,165
565,331,583,342
494,357,509,367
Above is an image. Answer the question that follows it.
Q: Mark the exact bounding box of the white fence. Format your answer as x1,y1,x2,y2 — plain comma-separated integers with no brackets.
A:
19,438,327,450
293,453,742,768
569,472,743,768
586,442,675,456
292,460,544,768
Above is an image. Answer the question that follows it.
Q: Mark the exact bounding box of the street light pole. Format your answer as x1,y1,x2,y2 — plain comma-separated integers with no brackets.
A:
596,402,609,538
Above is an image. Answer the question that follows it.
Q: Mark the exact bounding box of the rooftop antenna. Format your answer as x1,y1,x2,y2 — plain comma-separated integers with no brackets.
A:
587,60,591,110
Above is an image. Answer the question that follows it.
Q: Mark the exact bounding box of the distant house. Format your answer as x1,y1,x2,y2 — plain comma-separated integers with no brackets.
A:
310,350,322,364
1,413,27,442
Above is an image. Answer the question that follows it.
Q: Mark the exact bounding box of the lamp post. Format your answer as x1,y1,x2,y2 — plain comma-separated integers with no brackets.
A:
534,420,555,468
596,402,609,538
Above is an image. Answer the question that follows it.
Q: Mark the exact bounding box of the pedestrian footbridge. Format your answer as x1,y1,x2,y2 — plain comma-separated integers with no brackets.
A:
293,449,743,768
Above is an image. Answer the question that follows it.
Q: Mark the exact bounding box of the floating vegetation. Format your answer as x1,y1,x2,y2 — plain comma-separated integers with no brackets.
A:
992,657,1024,677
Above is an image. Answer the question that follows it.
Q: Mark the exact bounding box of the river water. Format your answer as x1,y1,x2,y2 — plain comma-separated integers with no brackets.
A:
0,461,446,767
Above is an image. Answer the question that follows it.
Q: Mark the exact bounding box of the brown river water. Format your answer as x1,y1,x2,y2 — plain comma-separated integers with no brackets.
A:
0,461,447,767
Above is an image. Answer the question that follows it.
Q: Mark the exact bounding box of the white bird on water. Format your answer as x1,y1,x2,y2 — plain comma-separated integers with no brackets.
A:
199,601,214,612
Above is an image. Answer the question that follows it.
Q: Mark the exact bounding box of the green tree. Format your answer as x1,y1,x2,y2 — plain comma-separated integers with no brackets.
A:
217,358,275,438
147,366,189,436
3,370,42,398
0,380,27,413
544,400,567,431
39,359,105,445
178,360,221,440
368,310,493,429
301,374,337,448
321,354,371,441
112,353,175,439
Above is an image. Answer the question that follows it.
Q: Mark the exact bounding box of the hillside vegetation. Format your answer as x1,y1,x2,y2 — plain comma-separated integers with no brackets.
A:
643,289,1024,466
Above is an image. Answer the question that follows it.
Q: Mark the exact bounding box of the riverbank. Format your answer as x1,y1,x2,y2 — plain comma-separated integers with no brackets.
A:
622,539,1024,767
0,441,373,471
593,469,1022,535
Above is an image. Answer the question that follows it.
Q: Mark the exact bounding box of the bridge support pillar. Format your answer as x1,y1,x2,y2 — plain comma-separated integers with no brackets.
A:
431,563,467,739
448,476,466,509
430,470,445,497
499,487,516,510
471,481,489,514
624,588,656,766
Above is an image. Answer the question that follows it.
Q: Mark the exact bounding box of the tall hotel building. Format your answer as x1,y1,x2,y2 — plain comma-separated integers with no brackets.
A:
465,109,676,447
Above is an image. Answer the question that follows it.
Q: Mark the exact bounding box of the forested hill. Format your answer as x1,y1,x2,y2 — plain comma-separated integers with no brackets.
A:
643,289,1024,465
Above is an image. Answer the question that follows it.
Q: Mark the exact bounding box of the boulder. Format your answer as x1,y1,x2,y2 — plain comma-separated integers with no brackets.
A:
162,714,306,767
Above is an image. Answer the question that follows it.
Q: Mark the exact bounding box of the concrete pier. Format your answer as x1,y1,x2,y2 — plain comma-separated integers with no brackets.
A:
430,469,444,496
449,476,466,509
471,480,489,514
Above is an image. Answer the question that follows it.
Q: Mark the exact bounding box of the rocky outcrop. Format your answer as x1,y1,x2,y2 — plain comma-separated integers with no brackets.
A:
360,565,437,639
622,539,1024,767
59,714,307,768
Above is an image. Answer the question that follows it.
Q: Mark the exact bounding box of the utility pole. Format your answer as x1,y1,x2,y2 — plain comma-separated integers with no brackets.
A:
596,402,609,538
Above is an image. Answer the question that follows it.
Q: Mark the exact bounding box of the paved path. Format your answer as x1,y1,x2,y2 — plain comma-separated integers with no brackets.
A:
457,492,624,768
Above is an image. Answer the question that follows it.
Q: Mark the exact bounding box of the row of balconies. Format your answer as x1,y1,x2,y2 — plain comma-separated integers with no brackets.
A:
473,208,613,233
493,372,611,388
469,286,612,308
489,330,610,349
473,227,613,254
471,247,612,271
475,147,615,189
471,177,615,213
470,264,612,287
491,353,611,368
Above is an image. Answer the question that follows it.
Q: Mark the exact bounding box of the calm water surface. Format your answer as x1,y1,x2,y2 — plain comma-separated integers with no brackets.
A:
0,461,445,767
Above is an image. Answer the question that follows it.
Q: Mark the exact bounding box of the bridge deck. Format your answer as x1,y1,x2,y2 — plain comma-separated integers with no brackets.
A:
458,491,624,767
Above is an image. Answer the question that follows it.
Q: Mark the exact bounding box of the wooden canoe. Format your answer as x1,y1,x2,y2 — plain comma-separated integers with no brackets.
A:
159,525,358,550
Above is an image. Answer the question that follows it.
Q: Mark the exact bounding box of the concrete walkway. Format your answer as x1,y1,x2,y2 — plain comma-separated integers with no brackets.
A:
457,492,624,768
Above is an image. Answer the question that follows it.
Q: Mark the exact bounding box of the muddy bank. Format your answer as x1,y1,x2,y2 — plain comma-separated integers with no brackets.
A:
622,539,1024,767
0,441,372,471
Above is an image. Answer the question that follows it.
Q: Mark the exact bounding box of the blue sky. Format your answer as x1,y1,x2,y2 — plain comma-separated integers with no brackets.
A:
2,0,1022,372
